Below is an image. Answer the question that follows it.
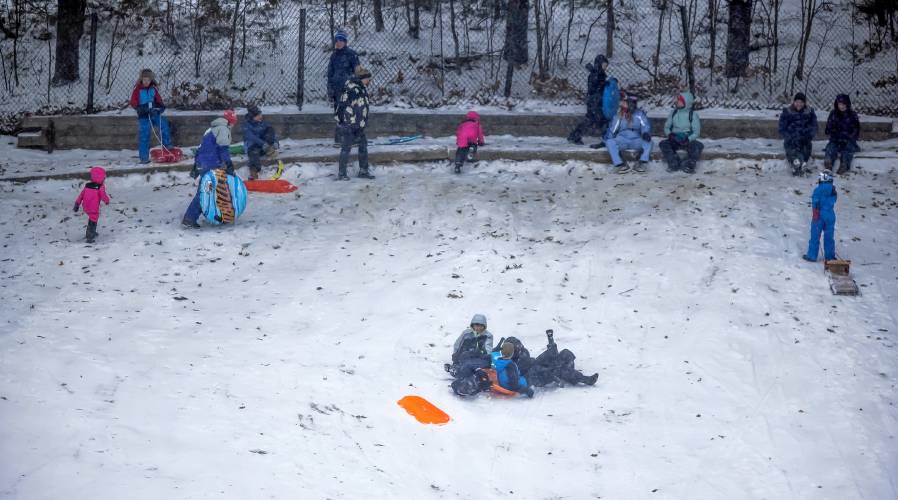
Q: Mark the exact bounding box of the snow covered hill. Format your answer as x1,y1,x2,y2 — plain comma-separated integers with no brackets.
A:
1,159,896,499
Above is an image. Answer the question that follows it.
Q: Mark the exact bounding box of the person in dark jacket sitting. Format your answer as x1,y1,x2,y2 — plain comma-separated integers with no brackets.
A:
242,105,279,180
490,341,534,397
446,313,494,378
327,29,360,144
824,94,860,175
778,92,818,176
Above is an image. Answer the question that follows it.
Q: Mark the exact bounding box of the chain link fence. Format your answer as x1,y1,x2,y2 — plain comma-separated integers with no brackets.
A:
0,0,895,118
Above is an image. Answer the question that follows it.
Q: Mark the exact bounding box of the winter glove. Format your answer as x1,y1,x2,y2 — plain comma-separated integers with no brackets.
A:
812,208,820,222
225,160,235,176
190,159,200,179
136,104,150,118
641,132,652,142
73,203,79,212
669,133,689,146
523,387,535,398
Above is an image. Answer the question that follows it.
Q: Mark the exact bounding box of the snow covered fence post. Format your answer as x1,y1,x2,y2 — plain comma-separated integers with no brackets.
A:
296,8,306,110
86,13,97,113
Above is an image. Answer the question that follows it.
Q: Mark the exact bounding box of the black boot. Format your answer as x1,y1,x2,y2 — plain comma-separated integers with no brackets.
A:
357,169,375,180
582,373,599,386
454,163,462,174
181,217,200,229
682,160,696,174
337,167,350,181
86,221,97,243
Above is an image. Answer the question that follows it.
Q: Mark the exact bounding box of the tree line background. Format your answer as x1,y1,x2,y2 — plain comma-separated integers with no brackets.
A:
0,0,895,125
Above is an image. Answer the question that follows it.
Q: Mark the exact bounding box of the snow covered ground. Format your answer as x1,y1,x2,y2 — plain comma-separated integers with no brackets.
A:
1,159,897,499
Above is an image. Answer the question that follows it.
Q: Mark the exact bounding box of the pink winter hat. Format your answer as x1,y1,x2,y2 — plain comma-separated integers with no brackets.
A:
89,166,106,184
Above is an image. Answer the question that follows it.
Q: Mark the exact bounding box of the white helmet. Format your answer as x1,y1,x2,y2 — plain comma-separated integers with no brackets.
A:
818,169,833,183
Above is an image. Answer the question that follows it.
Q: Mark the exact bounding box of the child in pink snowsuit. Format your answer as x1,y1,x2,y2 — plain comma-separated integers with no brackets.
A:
73,166,111,243
454,111,484,174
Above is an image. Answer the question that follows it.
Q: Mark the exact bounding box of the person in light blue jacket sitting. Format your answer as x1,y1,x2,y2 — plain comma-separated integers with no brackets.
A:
605,94,652,174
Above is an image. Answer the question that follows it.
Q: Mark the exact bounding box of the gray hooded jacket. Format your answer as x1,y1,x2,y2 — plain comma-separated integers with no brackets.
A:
452,313,494,359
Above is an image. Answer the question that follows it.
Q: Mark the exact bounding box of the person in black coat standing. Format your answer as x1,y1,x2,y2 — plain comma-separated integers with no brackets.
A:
567,54,610,145
824,94,861,175
327,29,360,144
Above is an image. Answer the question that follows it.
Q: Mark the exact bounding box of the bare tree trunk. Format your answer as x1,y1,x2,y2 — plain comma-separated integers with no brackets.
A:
373,0,385,32
413,0,421,39
679,3,696,94
534,0,544,77
448,0,460,59
772,0,780,73
725,0,752,77
504,62,513,97
654,5,666,83
228,0,241,82
792,0,817,90
52,0,87,85
343,0,348,25
605,0,614,58
328,0,336,42
708,0,717,70
564,0,574,64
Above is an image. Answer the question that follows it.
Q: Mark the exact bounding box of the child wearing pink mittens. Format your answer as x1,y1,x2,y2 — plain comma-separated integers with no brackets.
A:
73,166,111,243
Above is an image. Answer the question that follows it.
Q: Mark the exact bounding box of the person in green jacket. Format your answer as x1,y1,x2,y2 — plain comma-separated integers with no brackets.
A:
659,91,703,174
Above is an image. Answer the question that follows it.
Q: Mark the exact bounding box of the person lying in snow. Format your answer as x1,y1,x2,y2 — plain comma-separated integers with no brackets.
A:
445,313,493,378
499,332,598,387
454,111,485,174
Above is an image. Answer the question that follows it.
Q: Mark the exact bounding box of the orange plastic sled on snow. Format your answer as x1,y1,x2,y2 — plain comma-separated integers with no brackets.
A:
244,179,298,193
397,395,450,425
484,368,518,396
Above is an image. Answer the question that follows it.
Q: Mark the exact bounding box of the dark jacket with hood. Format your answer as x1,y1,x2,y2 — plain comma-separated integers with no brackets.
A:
779,104,818,142
825,94,860,144
327,46,360,98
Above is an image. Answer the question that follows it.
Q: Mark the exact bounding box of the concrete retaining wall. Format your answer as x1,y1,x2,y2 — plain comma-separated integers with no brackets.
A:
19,111,895,151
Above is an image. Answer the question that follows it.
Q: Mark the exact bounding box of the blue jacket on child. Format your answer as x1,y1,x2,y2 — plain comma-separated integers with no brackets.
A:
491,351,528,392
195,118,233,174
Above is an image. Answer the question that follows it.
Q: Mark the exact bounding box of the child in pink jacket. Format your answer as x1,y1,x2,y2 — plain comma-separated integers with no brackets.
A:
73,166,111,243
454,111,485,174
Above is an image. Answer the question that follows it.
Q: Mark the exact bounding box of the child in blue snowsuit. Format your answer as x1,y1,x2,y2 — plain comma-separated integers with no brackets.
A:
182,111,237,228
491,341,534,397
242,105,279,180
129,69,172,164
605,94,652,173
803,169,837,262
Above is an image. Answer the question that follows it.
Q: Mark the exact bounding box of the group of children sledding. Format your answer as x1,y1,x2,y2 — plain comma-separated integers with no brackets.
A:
445,314,598,398
74,45,853,267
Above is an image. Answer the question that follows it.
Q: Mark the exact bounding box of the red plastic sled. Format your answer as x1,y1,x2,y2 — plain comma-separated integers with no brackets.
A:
244,179,298,193
150,146,184,163
397,395,450,425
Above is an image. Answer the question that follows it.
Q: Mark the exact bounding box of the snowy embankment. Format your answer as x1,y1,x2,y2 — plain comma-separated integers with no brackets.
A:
1,160,896,499
3,133,898,182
